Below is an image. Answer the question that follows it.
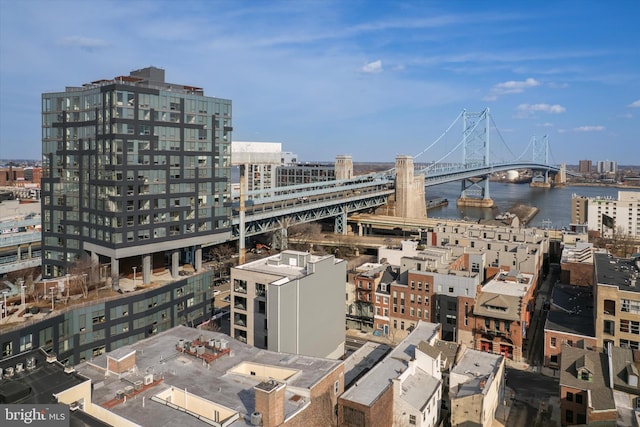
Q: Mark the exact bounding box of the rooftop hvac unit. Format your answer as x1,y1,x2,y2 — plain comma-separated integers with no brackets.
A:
144,374,154,385
26,356,36,370
177,339,185,349
134,380,143,391
196,345,205,355
69,402,80,412
46,353,57,363
5,367,14,377
116,390,125,400
189,345,196,353
124,386,134,395
208,339,216,347
219,340,229,350
15,363,24,373
250,412,263,426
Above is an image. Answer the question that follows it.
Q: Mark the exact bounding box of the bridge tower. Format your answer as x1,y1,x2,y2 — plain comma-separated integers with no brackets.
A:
458,109,495,208
335,155,353,180
530,135,551,188
395,155,426,219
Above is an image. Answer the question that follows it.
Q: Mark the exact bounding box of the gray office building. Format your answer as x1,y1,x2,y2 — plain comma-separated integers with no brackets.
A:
41,67,232,281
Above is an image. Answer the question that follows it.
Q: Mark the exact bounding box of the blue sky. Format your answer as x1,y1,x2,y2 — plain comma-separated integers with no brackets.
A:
1,0,638,165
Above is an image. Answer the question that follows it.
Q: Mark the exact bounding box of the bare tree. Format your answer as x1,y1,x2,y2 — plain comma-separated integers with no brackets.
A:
208,243,236,262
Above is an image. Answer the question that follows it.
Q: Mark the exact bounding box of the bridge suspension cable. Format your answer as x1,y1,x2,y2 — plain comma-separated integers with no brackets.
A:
489,114,517,161
420,111,486,173
413,109,464,160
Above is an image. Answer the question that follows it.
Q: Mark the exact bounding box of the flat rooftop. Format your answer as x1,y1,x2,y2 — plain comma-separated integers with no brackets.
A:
75,325,342,427
482,271,534,296
594,253,640,293
340,321,440,407
450,349,503,398
234,250,340,284
544,284,595,338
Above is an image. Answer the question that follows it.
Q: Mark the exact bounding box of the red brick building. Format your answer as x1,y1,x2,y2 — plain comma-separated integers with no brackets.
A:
559,345,616,426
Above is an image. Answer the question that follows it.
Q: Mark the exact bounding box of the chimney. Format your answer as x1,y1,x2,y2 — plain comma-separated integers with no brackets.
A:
254,380,285,427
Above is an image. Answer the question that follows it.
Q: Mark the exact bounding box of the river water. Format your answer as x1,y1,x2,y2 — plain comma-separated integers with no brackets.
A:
424,182,626,229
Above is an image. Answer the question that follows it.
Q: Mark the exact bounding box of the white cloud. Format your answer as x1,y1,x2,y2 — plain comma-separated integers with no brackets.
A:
628,100,640,108
360,60,383,74
58,36,109,50
547,82,569,89
574,125,605,132
485,77,540,100
515,103,566,117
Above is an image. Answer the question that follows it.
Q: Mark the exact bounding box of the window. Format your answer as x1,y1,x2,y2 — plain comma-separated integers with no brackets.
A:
2,341,12,357
565,409,573,423
334,380,340,395
575,394,583,404
566,392,573,402
19,334,33,352
550,337,557,347
449,287,454,293
409,414,416,425
603,320,615,335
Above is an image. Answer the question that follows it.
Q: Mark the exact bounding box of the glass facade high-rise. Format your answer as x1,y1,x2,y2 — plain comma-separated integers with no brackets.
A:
41,67,232,279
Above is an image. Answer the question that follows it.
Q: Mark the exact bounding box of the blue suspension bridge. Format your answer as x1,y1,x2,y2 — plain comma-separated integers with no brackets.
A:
231,108,567,255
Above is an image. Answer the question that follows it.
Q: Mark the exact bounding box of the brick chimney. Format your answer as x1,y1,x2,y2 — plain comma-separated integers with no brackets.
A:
254,380,285,427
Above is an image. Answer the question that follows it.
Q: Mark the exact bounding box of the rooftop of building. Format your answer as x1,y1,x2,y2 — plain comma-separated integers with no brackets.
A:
58,67,212,97
343,341,392,389
0,348,111,426
594,253,640,293
473,270,533,321
352,262,388,278
559,345,616,412
398,366,441,412
234,250,341,284
75,325,342,427
339,321,440,407
0,348,87,404
450,348,503,399
482,270,534,296
561,241,594,264
417,339,460,371
544,284,595,338
609,345,640,396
